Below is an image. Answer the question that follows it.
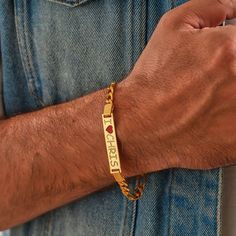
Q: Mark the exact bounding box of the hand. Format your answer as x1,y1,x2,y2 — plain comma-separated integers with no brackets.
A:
117,0,236,173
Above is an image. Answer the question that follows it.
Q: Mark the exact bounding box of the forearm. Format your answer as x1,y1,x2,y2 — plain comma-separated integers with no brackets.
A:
0,77,158,230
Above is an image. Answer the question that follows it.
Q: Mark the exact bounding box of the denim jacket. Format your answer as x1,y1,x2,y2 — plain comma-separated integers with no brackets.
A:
0,0,222,235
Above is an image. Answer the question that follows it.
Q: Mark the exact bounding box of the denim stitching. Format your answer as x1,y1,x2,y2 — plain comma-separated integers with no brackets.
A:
14,0,44,107
14,1,30,96
120,196,128,236
167,169,173,236
129,182,138,236
140,0,147,49
171,0,175,8
126,0,134,72
0,36,5,115
22,0,44,106
46,211,53,236
217,168,223,236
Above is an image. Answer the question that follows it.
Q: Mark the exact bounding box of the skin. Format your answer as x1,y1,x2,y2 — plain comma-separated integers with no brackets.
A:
1,0,236,230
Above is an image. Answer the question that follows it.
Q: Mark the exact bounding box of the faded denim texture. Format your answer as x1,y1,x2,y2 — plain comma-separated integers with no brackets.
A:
0,0,222,235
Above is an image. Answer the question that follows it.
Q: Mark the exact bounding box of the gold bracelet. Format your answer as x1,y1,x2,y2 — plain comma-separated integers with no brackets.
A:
102,82,146,201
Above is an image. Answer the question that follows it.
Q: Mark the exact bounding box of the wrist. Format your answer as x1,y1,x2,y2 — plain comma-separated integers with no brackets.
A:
114,74,159,177
115,72,179,177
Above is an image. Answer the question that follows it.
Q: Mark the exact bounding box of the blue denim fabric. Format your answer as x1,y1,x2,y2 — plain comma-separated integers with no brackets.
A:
2,231,9,236
0,0,222,235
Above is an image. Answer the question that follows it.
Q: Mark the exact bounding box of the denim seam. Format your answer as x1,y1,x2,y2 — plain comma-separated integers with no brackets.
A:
167,169,173,236
127,0,134,71
14,0,44,107
129,199,137,236
0,34,5,115
14,2,29,95
120,196,128,236
170,0,175,8
46,211,52,236
129,181,138,236
217,168,223,236
131,0,134,67
22,0,44,106
140,0,147,49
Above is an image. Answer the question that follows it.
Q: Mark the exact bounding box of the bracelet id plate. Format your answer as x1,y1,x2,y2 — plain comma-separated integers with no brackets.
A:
102,113,122,174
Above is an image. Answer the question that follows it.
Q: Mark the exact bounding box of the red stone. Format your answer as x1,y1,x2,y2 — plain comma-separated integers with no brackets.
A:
106,125,113,134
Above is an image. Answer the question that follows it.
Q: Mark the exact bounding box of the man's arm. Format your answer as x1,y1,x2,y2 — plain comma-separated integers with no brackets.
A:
0,78,154,230
2,0,236,230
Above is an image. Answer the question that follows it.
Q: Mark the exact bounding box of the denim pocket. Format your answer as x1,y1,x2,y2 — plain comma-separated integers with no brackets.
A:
47,0,91,7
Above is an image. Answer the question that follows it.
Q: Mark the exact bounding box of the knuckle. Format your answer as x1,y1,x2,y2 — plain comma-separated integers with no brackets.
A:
216,0,233,10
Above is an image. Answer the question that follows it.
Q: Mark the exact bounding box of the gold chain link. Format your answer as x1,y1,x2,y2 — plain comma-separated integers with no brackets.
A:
102,82,146,201
106,82,115,105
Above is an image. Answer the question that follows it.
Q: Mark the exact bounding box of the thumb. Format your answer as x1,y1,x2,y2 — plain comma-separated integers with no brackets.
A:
172,0,236,29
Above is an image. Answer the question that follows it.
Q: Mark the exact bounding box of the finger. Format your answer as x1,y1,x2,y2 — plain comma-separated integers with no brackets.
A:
171,0,236,29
